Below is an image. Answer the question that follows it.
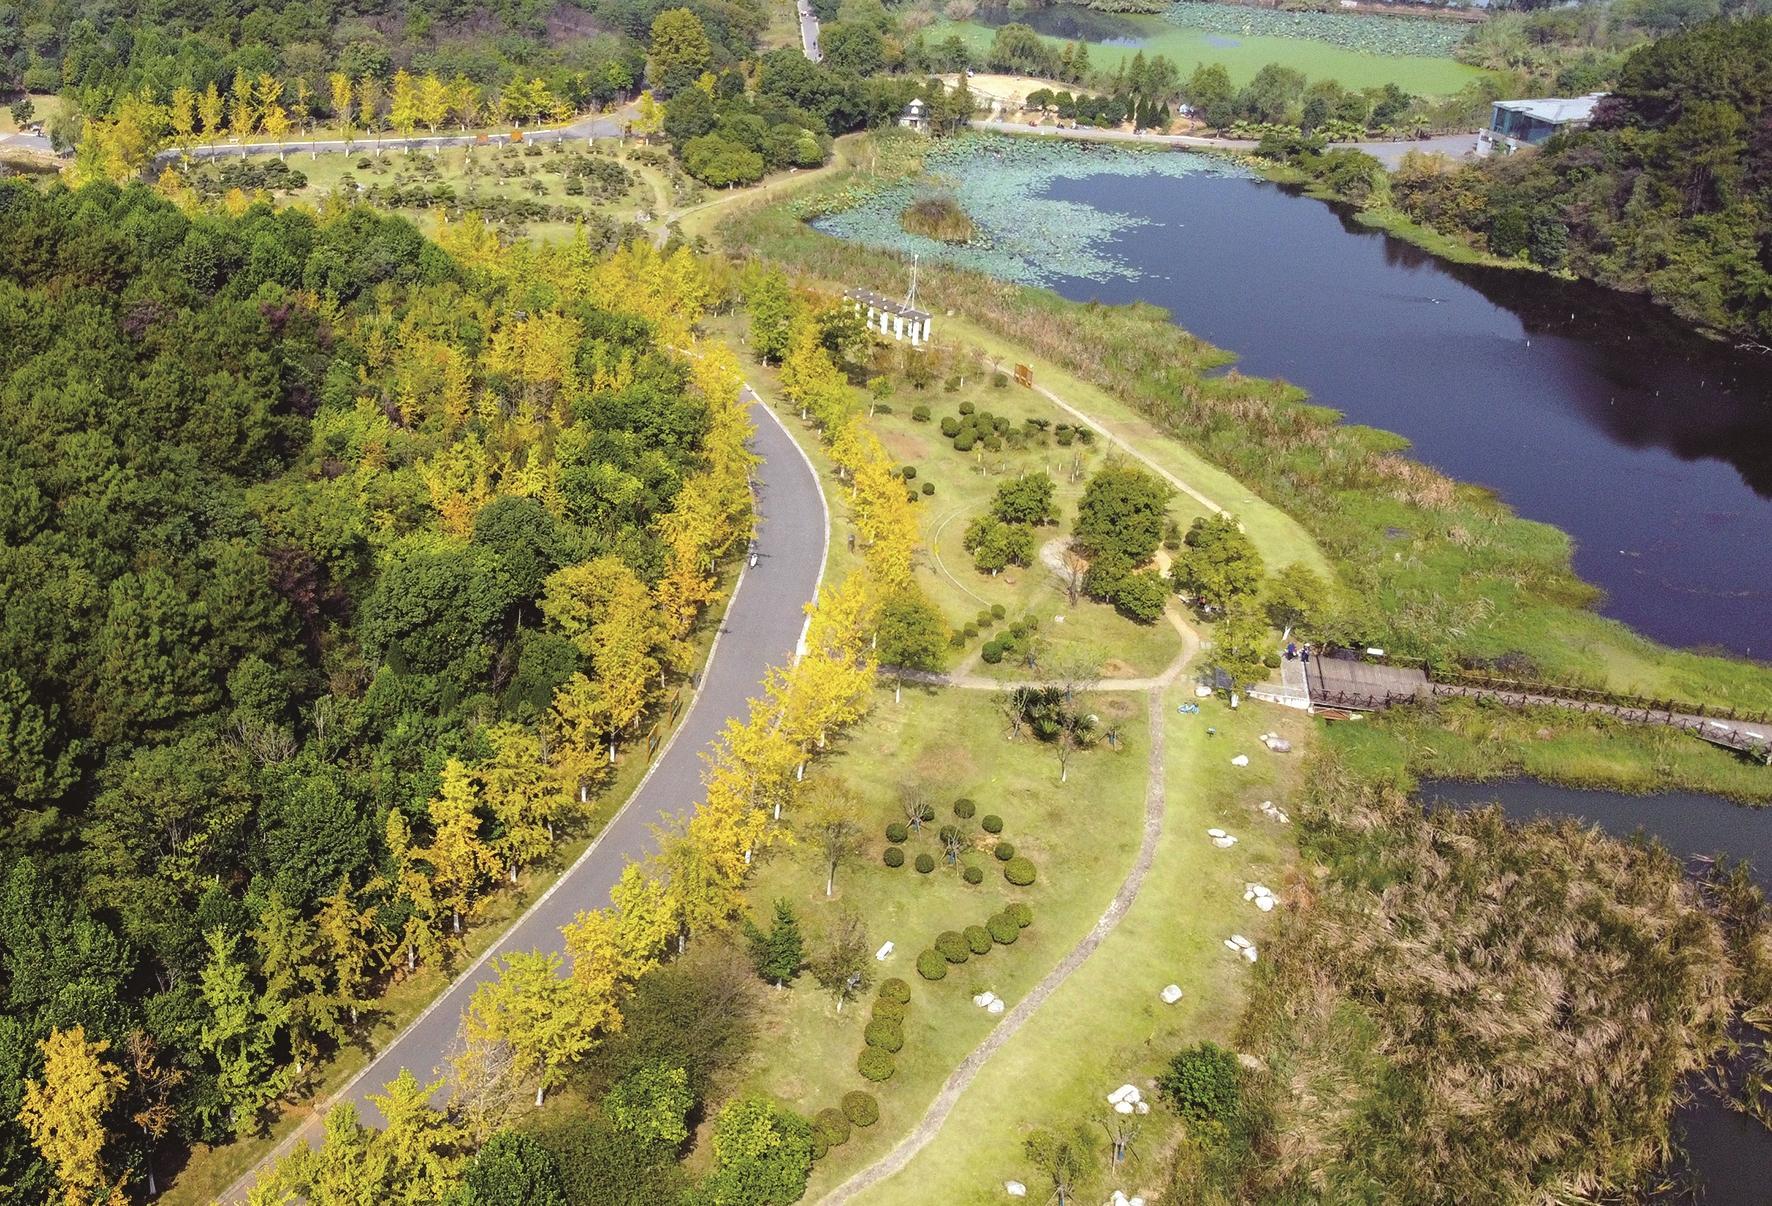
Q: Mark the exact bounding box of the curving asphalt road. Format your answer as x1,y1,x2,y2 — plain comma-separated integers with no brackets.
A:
220,389,827,1201
798,0,822,62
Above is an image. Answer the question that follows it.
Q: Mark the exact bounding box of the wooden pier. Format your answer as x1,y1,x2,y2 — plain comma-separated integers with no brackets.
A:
1302,652,1772,766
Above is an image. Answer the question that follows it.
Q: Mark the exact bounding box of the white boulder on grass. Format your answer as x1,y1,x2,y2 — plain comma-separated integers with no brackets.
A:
1242,945,1259,963
1136,1101,1150,1115
1213,835,1238,848
1005,1181,1027,1198
1161,983,1184,1004
1230,754,1249,767
1195,685,1213,698
973,991,997,1008
1229,934,1252,950
1206,827,1226,838
1255,896,1276,912
987,998,1005,1015
1114,1100,1135,1115
1223,939,1241,952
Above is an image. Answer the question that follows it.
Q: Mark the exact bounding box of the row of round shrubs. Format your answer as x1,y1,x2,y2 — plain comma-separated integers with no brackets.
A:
857,978,913,1084
981,615,1040,665
883,799,1006,881
916,904,1034,981
810,1090,881,1160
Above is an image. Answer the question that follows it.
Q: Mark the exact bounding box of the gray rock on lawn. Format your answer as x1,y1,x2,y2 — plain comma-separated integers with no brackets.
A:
1004,1181,1026,1197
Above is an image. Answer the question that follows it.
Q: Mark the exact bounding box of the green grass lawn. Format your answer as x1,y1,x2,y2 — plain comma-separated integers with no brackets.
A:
854,689,1307,1204
0,92,61,134
929,17,1487,95
737,682,1153,1198
182,140,677,243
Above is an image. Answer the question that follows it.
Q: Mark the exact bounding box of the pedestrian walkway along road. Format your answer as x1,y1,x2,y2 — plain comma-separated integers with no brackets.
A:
220,389,827,1201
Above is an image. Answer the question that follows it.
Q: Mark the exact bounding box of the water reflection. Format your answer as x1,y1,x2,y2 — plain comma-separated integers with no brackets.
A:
1040,170,1772,654
969,3,1149,46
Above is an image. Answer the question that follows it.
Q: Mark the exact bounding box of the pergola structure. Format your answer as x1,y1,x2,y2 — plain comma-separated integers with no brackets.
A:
844,287,932,347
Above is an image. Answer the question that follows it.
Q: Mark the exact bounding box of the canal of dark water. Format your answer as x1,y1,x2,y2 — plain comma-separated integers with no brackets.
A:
1040,170,1772,657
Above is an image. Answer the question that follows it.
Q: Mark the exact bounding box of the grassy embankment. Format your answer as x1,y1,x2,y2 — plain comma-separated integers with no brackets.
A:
712,141,1772,721
857,693,1308,1205
713,309,1314,1200
178,140,680,244
924,17,1487,95
158,558,741,1204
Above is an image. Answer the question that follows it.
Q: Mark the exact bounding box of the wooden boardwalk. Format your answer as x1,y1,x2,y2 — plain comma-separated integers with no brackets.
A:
1303,653,1772,766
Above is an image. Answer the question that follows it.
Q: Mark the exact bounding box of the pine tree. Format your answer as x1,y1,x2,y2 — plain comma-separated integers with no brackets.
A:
747,899,804,986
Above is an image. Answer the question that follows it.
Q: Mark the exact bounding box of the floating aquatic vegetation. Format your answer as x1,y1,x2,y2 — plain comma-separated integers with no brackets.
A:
1161,2,1470,57
813,135,1250,285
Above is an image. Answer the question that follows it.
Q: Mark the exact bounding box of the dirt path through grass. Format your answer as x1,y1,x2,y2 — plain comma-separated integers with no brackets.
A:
821,687,1170,1204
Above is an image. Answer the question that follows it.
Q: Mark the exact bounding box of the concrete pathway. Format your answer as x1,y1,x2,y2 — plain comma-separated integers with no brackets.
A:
822,688,1170,1204
218,384,827,1201
797,0,822,62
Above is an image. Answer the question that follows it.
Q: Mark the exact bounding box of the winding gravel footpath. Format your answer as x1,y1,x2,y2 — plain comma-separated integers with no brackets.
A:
821,687,1170,1204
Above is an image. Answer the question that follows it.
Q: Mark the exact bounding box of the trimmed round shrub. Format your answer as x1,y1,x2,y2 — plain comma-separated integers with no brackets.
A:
871,997,907,1022
965,925,993,955
886,822,909,843
990,603,1006,619
954,432,976,452
842,1091,880,1127
915,853,936,875
816,1107,852,1148
905,490,918,503
916,949,947,980
922,481,935,496
975,609,992,628
948,631,968,649
1005,856,1037,886
912,405,931,422
953,798,977,819
935,930,970,964
881,977,911,1004
988,912,1020,945
940,416,960,437
1009,902,1033,928
982,814,1004,834
864,1019,904,1053
883,847,905,868
963,623,978,639
994,841,1015,862
858,1048,895,1082
980,642,1004,665
963,864,984,885
901,465,917,480
959,400,976,415
938,824,958,845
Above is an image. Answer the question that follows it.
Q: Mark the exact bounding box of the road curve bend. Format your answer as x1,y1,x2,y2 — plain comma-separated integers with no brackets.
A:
222,389,827,1200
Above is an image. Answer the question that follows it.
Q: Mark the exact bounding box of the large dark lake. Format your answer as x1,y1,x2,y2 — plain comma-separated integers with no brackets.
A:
1423,779,1770,1203
1039,171,1772,657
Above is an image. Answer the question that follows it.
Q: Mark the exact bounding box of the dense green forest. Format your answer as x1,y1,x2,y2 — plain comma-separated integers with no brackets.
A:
1393,14,1772,342
0,179,751,1198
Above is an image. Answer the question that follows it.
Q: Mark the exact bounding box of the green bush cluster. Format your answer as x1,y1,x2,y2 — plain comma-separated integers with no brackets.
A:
1008,902,1033,928
872,997,907,1022
858,1047,895,1082
953,797,977,819
886,821,909,843
965,925,993,955
982,814,1004,834
1157,1040,1242,1124
842,1091,879,1127
816,1107,851,1150
935,930,970,964
915,852,936,874
881,977,911,1004
1005,856,1038,886
994,841,1016,861
864,1018,904,1053
963,864,984,885
917,948,948,980
883,846,905,868
987,911,1020,945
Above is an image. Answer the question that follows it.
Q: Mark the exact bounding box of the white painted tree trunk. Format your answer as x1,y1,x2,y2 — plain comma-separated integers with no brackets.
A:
535,1084,545,1106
